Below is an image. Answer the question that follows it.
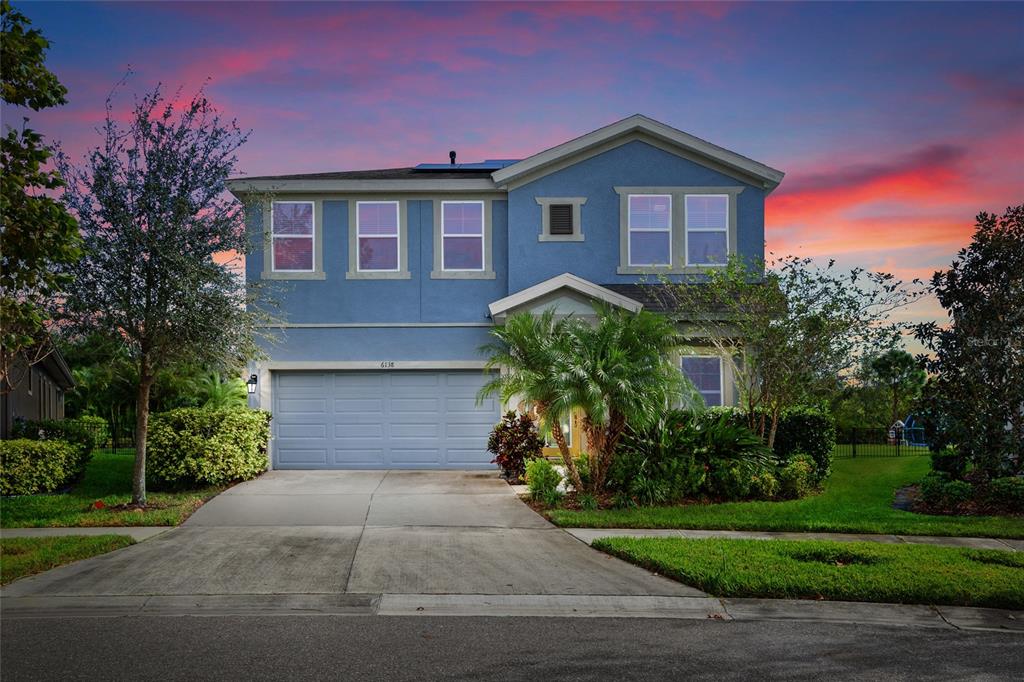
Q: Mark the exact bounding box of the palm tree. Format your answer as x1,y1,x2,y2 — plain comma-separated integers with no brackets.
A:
480,305,686,494
196,371,248,409
478,309,585,490
561,305,685,491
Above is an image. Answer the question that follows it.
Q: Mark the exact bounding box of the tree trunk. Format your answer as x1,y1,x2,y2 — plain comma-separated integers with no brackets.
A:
548,415,583,492
891,385,900,426
767,405,782,450
132,371,154,506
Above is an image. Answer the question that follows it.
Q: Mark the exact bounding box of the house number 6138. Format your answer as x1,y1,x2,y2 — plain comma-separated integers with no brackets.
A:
379,361,395,369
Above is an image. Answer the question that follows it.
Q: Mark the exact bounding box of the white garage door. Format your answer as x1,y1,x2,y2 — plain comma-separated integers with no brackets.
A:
272,370,500,469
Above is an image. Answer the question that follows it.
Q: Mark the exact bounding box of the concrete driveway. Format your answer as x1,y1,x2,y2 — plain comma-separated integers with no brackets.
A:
2,471,699,598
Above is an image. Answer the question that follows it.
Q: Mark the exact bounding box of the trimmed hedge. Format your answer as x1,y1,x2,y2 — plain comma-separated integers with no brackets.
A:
0,439,79,496
11,418,94,480
147,408,272,489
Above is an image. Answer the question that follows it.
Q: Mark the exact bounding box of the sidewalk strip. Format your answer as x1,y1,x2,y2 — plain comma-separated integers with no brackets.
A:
1,527,171,541
376,594,729,619
564,528,1021,551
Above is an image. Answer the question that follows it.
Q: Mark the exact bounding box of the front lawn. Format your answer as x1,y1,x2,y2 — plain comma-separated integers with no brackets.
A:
1,453,222,528
594,536,1024,609
1,535,136,585
548,456,1024,538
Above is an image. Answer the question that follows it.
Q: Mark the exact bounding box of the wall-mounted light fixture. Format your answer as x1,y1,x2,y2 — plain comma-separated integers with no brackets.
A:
246,374,258,395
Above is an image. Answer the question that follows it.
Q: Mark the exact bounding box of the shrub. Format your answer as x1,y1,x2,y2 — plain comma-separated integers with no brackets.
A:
777,454,816,500
749,471,780,500
983,477,1024,513
919,473,974,510
610,409,705,505
0,439,78,495
706,464,753,500
486,412,544,482
930,447,967,478
772,407,835,482
695,415,774,500
577,492,599,511
12,419,94,480
75,415,110,450
525,457,562,507
146,407,272,488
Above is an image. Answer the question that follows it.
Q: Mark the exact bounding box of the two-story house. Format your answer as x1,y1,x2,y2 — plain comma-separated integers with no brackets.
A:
227,115,784,470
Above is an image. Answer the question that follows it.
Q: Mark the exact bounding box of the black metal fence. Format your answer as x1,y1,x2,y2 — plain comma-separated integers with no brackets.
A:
834,426,930,458
77,420,136,455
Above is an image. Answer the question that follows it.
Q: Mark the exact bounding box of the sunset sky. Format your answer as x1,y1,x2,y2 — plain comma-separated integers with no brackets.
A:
9,1,1024,338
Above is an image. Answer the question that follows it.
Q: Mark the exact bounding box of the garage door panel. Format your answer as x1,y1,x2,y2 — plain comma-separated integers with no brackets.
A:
278,424,327,439
277,448,329,465
333,449,385,466
334,423,384,438
274,370,498,469
391,423,438,438
278,398,327,414
390,448,444,464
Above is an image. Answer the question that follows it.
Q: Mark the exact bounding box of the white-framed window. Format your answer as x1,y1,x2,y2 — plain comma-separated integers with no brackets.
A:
356,201,400,272
627,194,672,266
685,194,729,266
441,200,485,271
681,356,724,407
271,201,315,272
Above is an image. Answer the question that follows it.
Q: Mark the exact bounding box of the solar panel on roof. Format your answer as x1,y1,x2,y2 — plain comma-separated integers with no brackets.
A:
413,159,520,171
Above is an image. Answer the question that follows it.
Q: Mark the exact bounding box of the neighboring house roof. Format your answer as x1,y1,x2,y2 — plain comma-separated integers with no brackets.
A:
488,272,643,319
39,350,75,390
226,114,784,196
491,114,785,192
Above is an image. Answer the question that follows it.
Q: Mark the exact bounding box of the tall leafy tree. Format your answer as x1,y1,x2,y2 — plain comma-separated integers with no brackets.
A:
665,255,922,447
0,0,81,392
865,348,926,427
915,205,1024,479
58,83,266,505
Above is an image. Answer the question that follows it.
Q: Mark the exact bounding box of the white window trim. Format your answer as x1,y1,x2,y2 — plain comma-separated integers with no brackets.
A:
682,355,724,407
270,201,315,273
627,194,672,267
440,200,486,272
356,200,401,273
684,194,730,267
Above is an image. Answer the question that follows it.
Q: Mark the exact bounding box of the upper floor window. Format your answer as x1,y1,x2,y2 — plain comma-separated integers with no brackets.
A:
681,356,723,407
628,194,672,266
441,201,484,271
685,195,728,266
357,201,400,272
271,201,315,272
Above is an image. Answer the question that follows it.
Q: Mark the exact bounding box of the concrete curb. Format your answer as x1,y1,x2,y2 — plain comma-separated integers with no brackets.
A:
564,528,1023,551
1,593,1020,632
1,527,171,541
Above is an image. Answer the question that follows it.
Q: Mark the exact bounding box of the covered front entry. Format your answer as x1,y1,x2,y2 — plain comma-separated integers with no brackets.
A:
272,370,500,469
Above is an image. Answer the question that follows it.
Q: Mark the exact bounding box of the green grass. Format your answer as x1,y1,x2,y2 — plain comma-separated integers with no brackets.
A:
1,453,223,528
548,456,1024,539
594,536,1024,609
1,535,136,585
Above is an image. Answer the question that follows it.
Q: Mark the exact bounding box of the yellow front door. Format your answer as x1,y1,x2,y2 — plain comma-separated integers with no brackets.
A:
541,411,583,459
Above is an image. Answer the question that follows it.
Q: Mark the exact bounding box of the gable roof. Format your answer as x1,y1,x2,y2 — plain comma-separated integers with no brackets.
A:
491,114,785,192
488,272,643,318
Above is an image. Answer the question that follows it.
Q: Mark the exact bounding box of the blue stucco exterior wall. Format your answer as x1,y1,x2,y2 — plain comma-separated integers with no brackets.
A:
258,327,494,362
247,199,508,326
506,140,765,292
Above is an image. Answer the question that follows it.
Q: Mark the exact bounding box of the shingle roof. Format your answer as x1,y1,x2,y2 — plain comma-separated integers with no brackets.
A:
233,167,497,182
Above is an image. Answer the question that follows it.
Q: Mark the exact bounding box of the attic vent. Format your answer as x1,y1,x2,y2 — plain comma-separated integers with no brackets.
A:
548,204,574,235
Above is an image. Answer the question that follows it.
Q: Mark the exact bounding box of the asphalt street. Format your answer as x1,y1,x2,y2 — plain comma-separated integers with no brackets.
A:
2,615,1021,681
